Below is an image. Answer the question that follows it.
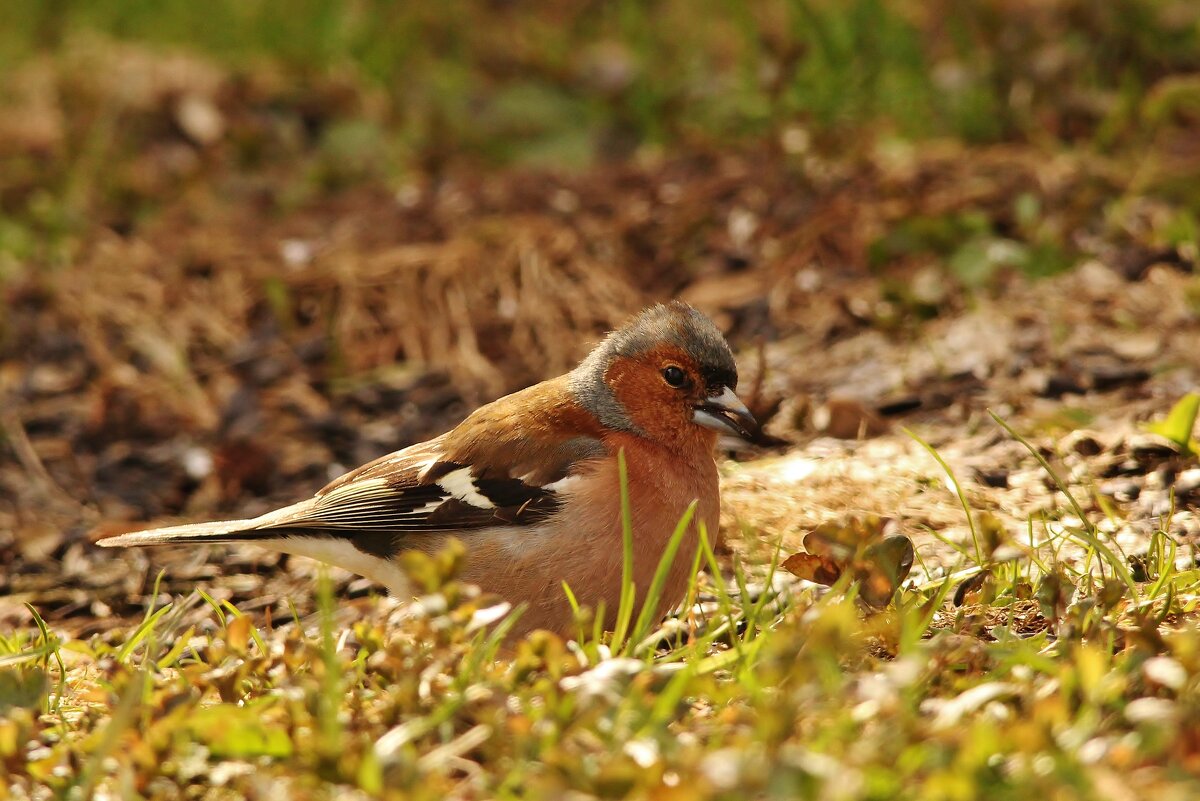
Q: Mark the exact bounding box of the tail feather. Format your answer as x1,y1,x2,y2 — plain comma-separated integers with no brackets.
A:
95,515,415,598
96,518,270,547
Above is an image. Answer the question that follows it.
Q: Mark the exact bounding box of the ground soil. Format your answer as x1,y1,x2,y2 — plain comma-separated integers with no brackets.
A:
2,118,1198,639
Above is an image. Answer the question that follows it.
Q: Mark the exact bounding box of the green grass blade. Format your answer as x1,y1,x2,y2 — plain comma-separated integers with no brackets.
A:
23,604,65,714
561,581,588,646
196,589,227,628
904,426,983,563
117,603,174,664
611,448,637,650
988,410,1138,597
629,500,697,654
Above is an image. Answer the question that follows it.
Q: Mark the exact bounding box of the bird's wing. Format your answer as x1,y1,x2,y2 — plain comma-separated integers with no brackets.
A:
97,377,610,558
275,436,601,536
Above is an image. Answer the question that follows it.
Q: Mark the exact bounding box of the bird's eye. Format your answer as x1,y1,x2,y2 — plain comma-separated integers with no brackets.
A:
662,365,687,387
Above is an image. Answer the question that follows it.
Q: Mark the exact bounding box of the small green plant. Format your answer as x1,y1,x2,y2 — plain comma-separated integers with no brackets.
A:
1143,392,1200,456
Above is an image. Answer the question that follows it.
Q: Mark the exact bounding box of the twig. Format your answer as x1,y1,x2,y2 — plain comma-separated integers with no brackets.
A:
0,412,84,510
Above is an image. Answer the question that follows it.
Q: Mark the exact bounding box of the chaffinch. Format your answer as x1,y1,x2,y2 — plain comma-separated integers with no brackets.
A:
98,302,760,637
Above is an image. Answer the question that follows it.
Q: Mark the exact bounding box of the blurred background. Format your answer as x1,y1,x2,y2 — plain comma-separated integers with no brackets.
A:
2,1,1199,622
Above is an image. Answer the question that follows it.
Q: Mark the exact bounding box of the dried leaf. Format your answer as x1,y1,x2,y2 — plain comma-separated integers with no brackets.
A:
787,517,913,608
226,614,251,654
803,515,890,561
782,552,843,585
857,536,914,608
954,571,991,607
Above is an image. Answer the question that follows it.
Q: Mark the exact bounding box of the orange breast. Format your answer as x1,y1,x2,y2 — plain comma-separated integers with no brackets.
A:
458,432,720,638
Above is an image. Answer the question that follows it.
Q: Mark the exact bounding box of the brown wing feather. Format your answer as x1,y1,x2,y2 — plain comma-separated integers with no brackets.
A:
436,376,608,484
99,376,609,560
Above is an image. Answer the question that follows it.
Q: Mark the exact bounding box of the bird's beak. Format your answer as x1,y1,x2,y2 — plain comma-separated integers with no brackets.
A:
693,387,760,442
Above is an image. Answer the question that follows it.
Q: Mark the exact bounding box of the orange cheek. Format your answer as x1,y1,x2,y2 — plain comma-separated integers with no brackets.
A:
605,360,703,446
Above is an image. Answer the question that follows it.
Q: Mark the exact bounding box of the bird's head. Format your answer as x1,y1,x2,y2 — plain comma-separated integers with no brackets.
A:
570,302,760,448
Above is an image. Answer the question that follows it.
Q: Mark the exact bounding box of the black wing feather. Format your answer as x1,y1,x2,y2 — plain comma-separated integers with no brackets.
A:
247,453,574,559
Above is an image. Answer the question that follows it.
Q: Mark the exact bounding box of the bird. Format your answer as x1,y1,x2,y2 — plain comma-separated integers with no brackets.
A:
97,302,761,638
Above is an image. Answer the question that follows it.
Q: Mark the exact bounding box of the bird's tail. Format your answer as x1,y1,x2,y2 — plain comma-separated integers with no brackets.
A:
95,512,415,598
96,518,274,548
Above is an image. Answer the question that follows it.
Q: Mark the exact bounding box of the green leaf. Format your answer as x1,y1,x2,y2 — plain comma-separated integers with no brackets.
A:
1143,393,1200,454
0,668,47,712
188,705,294,759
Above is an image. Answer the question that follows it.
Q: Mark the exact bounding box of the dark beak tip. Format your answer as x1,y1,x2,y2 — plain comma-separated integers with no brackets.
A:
705,405,761,442
693,387,767,444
